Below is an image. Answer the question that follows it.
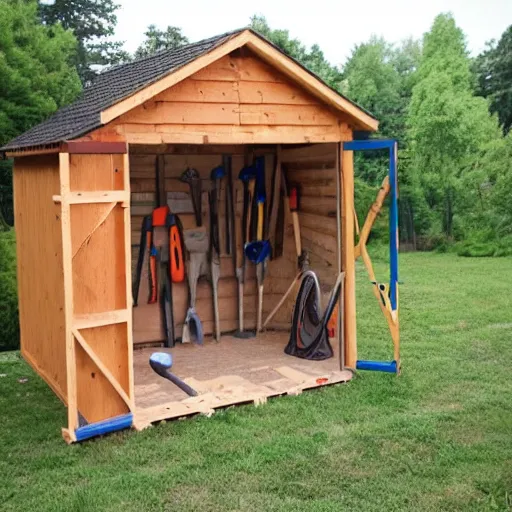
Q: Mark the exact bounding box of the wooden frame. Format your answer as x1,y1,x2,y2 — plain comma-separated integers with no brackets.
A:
58,144,135,443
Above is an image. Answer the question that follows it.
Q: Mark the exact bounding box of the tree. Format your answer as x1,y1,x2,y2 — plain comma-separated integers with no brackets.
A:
474,25,512,134
407,13,501,239
134,25,188,59
0,0,81,224
38,0,129,84
249,15,343,90
343,38,402,141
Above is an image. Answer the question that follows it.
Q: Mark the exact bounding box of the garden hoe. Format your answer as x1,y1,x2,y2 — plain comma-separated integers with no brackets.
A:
149,352,198,397
210,165,225,342
234,164,257,338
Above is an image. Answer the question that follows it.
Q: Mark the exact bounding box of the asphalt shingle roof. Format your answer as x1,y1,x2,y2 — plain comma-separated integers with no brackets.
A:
1,28,376,152
1,30,240,152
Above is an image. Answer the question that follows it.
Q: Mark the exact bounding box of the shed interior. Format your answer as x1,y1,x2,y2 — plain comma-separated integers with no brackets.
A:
128,142,351,427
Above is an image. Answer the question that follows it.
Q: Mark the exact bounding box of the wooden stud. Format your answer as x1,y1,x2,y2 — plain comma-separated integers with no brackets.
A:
340,140,357,369
123,151,135,406
73,309,130,330
59,152,78,441
53,191,129,204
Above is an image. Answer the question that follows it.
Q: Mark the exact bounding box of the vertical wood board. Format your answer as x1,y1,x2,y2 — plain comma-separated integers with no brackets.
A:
13,155,67,401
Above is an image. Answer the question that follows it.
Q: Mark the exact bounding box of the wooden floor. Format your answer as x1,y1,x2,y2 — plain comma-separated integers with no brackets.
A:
133,331,353,430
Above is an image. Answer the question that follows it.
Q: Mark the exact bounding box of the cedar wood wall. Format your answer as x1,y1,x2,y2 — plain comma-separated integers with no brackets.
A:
13,155,68,401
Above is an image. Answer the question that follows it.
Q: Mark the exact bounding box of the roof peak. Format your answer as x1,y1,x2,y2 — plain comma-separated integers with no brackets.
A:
98,28,248,78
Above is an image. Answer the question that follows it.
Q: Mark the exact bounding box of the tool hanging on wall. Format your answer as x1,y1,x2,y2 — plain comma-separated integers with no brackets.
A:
180,168,202,226
209,165,225,342
262,176,309,329
224,155,234,256
288,183,308,269
132,155,185,348
273,167,287,260
234,163,257,338
244,156,271,333
182,229,207,344
267,146,282,258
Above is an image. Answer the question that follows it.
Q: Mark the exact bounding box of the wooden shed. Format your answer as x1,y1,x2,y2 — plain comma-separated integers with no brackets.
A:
1,29,399,443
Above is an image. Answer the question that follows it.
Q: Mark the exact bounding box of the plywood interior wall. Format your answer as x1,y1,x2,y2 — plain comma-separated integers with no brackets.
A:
130,142,338,345
13,154,67,402
91,49,348,145
282,143,339,291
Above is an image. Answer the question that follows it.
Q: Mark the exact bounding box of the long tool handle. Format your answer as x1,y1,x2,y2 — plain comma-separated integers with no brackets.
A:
257,202,264,241
162,270,175,348
256,180,265,332
211,257,221,341
268,146,282,252
234,184,244,332
292,212,301,258
246,179,256,244
288,185,302,263
163,369,198,397
263,272,302,328
225,155,234,256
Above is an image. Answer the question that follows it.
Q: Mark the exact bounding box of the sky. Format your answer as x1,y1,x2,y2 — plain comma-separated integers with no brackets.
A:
114,0,512,65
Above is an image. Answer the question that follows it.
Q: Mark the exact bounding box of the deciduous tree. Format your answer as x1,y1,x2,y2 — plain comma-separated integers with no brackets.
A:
0,0,81,225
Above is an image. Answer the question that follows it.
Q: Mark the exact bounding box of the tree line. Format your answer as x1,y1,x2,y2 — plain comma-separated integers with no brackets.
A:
1,0,511,256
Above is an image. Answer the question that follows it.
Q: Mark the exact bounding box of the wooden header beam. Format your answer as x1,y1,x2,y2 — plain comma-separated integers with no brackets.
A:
63,141,127,154
4,141,127,158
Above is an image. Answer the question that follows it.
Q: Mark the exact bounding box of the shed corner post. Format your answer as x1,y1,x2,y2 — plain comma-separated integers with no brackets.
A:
340,138,357,370
58,150,78,443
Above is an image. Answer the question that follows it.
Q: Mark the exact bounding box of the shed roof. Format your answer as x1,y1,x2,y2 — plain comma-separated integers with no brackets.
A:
1,29,377,153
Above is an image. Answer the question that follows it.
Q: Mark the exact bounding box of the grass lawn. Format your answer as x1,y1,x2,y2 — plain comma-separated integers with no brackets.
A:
1,252,511,511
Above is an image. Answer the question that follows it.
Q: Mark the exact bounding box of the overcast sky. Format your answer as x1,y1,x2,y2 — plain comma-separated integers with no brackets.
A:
114,0,511,65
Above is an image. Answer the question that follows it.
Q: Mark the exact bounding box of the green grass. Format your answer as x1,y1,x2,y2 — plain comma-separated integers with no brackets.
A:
1,252,512,511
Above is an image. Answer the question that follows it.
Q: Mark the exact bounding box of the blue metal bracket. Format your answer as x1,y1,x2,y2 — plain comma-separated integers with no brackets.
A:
342,139,399,311
75,413,133,442
356,360,397,373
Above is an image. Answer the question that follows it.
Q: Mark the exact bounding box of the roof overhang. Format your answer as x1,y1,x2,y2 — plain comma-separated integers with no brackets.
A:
100,30,378,132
